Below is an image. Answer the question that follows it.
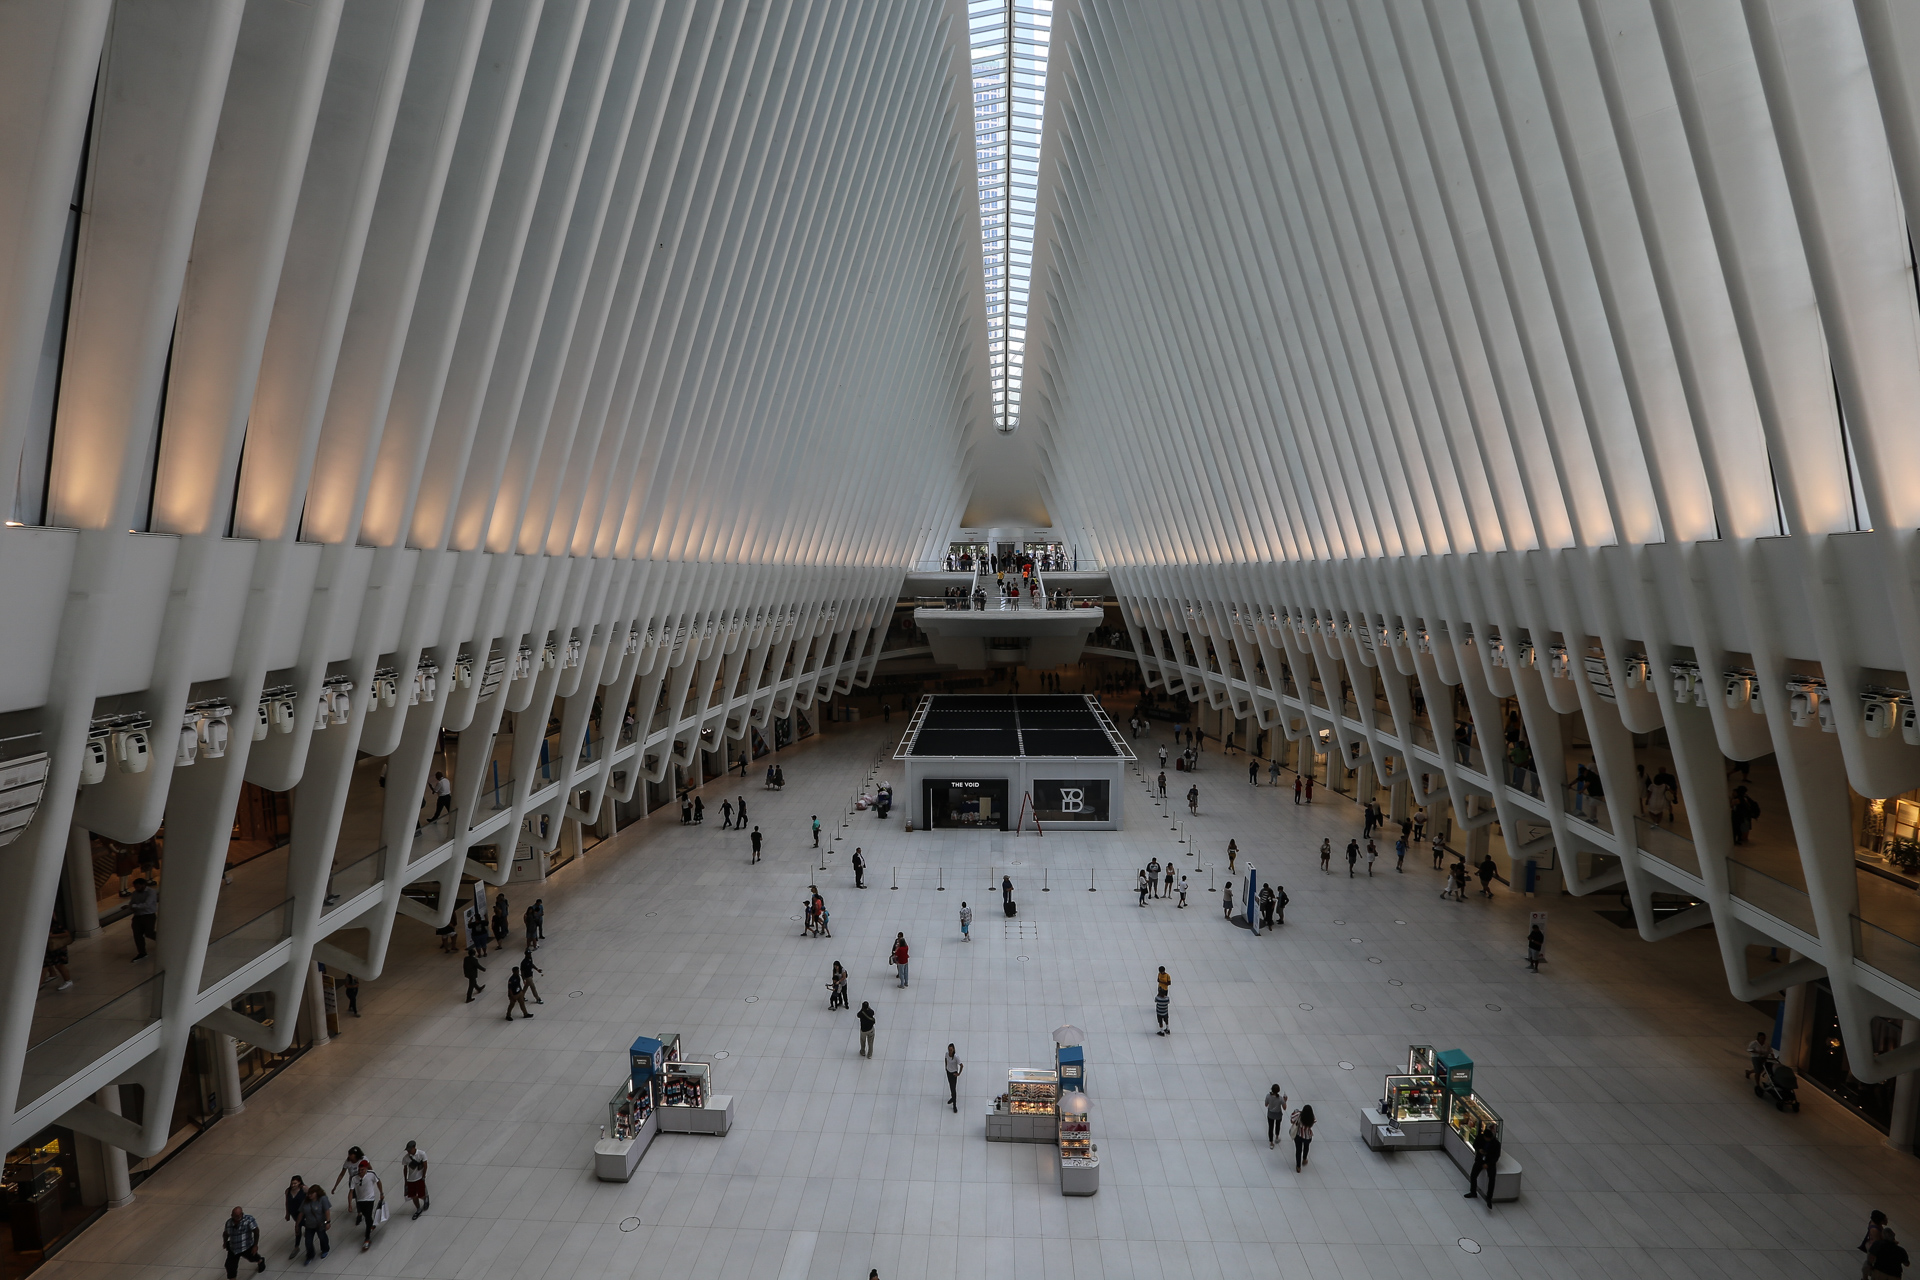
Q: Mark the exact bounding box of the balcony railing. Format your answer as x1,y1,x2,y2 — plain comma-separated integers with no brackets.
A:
1637,819,1699,878
1854,916,1920,993
17,975,163,1110
200,899,293,992
1727,861,1818,937
325,850,383,907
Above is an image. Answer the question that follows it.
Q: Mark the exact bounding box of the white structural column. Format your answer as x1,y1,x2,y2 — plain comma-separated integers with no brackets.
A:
1025,0,1920,1086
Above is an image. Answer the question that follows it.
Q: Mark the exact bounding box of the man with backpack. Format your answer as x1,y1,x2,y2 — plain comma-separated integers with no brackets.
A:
505,967,532,1020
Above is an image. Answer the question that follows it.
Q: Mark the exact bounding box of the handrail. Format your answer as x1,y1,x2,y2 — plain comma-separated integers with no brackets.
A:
18,975,163,1110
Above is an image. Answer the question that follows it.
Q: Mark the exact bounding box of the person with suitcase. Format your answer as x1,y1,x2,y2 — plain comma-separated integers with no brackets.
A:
1002,874,1015,916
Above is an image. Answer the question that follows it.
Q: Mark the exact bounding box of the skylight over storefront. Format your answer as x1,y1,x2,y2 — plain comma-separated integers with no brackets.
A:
970,0,1052,433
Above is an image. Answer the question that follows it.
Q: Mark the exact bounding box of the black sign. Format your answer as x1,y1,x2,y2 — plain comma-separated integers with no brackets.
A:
1032,779,1110,822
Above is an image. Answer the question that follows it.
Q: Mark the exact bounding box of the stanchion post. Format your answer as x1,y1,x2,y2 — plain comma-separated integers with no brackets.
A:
1043,868,1049,892
1088,868,1096,891
891,866,898,890
938,867,944,891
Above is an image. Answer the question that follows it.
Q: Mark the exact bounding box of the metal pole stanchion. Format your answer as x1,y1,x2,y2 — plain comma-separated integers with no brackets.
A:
891,866,898,890
938,867,944,891
1043,869,1049,892
1088,868,1096,891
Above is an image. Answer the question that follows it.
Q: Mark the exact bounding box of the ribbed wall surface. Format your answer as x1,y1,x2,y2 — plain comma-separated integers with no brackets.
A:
1024,0,1920,1083
0,0,983,1154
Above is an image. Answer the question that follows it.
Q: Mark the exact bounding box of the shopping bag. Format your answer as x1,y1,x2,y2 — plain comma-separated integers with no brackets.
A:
375,1202,389,1225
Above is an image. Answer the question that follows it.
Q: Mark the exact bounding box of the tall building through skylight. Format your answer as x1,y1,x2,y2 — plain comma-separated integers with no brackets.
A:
970,0,1052,433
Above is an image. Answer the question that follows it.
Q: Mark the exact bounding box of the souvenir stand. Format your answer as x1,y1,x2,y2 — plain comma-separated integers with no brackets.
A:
986,1067,1058,1142
594,1036,664,1181
1053,1025,1098,1194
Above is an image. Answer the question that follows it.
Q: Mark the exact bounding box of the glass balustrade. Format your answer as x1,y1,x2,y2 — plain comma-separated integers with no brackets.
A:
17,975,163,1110
200,900,293,992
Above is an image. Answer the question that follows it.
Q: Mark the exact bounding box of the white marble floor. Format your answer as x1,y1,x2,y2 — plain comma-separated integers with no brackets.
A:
40,717,1917,1280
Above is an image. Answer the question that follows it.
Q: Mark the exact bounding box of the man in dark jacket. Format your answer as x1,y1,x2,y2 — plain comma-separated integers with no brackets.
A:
1869,1227,1909,1277
223,1206,266,1276
1464,1129,1502,1209
462,949,485,1002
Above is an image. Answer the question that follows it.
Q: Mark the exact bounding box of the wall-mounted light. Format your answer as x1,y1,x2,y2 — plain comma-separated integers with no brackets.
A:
1489,640,1508,669
413,657,439,704
1786,677,1823,728
1547,645,1570,679
1902,701,1920,746
1623,654,1650,689
80,733,109,785
454,653,475,689
563,637,582,669
1415,629,1432,655
1723,670,1755,711
113,721,152,773
540,643,558,672
623,626,642,656
1862,689,1904,739
513,645,534,681
1670,661,1702,706
373,667,401,709
182,700,232,762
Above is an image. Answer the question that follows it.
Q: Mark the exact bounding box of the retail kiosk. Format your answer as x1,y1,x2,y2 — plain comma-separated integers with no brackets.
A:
1359,1045,1522,1201
896,695,1133,831
594,1036,664,1181
986,1067,1058,1142
1053,1027,1098,1194
652,1031,733,1135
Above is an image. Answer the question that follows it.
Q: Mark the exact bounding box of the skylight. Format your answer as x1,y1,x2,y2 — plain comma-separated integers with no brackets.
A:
970,0,1052,433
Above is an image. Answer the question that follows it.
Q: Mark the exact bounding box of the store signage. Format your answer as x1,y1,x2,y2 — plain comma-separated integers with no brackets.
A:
1033,779,1110,822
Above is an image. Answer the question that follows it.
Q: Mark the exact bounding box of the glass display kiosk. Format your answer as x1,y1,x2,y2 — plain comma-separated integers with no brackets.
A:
656,1060,734,1135
1057,1092,1098,1195
1362,1046,1447,1151
986,1068,1058,1142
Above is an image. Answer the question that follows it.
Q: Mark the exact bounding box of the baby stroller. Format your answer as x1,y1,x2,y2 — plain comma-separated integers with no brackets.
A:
1754,1060,1800,1112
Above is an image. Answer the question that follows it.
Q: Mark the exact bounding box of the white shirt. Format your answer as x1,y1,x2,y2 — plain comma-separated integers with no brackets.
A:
433,775,451,797
959,905,971,925
353,1169,380,1202
403,1150,427,1180
945,1053,961,1075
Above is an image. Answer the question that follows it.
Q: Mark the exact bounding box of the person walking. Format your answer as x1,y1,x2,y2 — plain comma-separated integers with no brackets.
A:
1186,784,1199,815
829,961,848,1010
857,1001,877,1057
692,796,704,825
490,896,509,947
297,1183,331,1263
1365,840,1378,877
400,1142,429,1219
462,949,485,1002
720,798,733,830
1395,836,1407,873
959,901,972,941
1432,835,1446,870
944,1044,964,1112
222,1206,267,1277
1157,771,1167,798
1227,839,1238,873
1869,1229,1910,1278
1249,759,1259,785
350,1159,384,1250
1861,1211,1891,1278
891,933,910,987
1465,1126,1502,1209
750,826,762,863
852,847,865,887
1526,922,1545,971
427,772,453,823
518,949,543,1003
1290,1105,1315,1170
811,815,821,848
1223,880,1234,920
1001,874,1013,910
1154,968,1171,1035
343,973,360,1017
1163,862,1175,898
329,1147,364,1198
1345,840,1359,878
1259,882,1275,930
1265,1085,1288,1148
1270,758,1281,786
1273,883,1288,925
1303,775,1313,803
128,878,158,960
1177,874,1189,908
1477,856,1498,898
1319,838,1331,873
1451,859,1470,902
1293,775,1303,804
1158,744,1168,769
281,1177,306,1260
505,966,532,1020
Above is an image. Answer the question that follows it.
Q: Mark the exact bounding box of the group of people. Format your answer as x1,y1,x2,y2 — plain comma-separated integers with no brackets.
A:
223,1143,432,1274
454,894,547,1021
1137,858,1189,907
1263,1087,1317,1171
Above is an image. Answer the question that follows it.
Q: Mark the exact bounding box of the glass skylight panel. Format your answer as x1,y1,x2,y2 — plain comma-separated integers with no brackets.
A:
970,0,1052,432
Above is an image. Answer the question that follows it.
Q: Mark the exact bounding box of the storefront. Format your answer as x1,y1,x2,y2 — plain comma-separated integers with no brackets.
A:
1,1126,97,1277
924,778,1009,830
1803,980,1901,1132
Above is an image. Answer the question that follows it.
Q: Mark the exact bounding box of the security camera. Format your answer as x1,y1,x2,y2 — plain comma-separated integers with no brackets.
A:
175,724,198,767
114,727,150,774
80,736,109,786
1863,694,1896,739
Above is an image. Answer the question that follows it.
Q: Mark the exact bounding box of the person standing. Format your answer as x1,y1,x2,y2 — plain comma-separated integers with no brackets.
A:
829,961,848,1010
1290,1105,1314,1170
739,752,749,779
857,1002,877,1057
750,826,762,863
1265,1085,1288,1149
1154,968,1171,1036
1869,1229,1909,1278
1526,922,1545,972
944,1044,964,1112
505,966,532,1020
1227,839,1238,873
1465,1127,1501,1209
1249,759,1259,785
1303,775,1313,803
222,1206,267,1277
1137,869,1151,908
521,902,538,948
530,897,546,942
128,878,158,960
491,895,509,947
1158,744,1168,769
959,900,972,941
1259,882,1275,930
1177,874,1189,908
1431,835,1446,870
518,949,543,1003
1269,758,1281,786
1147,857,1162,896
1395,836,1407,873
466,907,488,957
282,1177,306,1259
1345,840,1359,878
1365,840,1378,877
1273,883,1288,925
811,815,821,848
1319,839,1331,873
1157,771,1167,798
1186,784,1199,815
852,846,865,887
1163,862,1175,898
400,1142,429,1219
891,933,910,987
297,1184,331,1263
1001,874,1013,909
1478,856,1498,898
462,949,485,1002
1223,881,1234,920
343,973,360,1017
1293,775,1303,804
350,1159,384,1250
1861,1212,1891,1278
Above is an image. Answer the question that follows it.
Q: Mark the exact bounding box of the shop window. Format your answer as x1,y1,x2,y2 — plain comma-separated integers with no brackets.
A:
2,1126,97,1276
1804,980,1899,1132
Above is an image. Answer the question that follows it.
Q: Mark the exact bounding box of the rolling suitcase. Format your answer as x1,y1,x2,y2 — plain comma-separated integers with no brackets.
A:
1004,898,1016,917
